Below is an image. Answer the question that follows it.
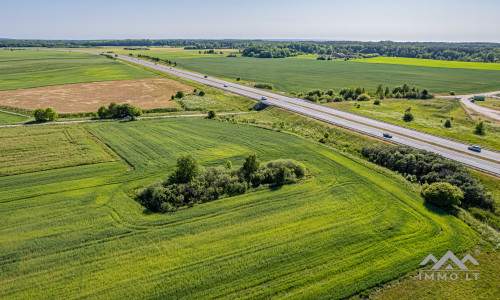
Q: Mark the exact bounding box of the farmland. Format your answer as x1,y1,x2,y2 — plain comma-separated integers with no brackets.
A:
354,57,500,71
86,47,500,94
0,50,159,91
0,118,477,299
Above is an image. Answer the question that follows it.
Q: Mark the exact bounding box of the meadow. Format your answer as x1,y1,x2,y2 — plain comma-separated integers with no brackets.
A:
0,50,158,91
0,110,28,125
90,47,500,94
326,98,500,150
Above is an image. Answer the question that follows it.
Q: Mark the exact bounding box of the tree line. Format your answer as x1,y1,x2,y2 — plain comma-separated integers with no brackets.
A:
361,145,494,210
137,154,306,212
2,39,498,63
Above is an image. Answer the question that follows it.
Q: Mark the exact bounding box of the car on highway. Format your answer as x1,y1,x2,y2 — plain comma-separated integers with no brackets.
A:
468,145,481,152
204,75,208,78
383,133,393,138
261,96,267,100
224,84,228,87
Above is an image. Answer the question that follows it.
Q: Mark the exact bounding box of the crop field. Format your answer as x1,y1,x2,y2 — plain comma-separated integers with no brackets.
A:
354,57,500,71
0,118,477,299
0,125,117,176
0,78,189,113
0,50,159,91
0,111,28,125
81,48,500,94
327,98,500,150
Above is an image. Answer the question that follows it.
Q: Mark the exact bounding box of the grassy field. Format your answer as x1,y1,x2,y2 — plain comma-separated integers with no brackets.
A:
79,47,500,95
0,50,159,91
0,110,28,125
354,57,500,71
0,118,477,299
326,98,500,150
475,99,500,111
0,125,117,176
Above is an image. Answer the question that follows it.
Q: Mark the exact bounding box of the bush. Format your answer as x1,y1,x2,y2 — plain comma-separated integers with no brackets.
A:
254,83,274,90
333,96,343,102
207,110,216,119
474,121,485,135
422,182,463,208
97,102,142,119
444,119,452,128
450,91,455,95
176,91,185,98
403,112,414,122
357,93,371,101
374,99,381,105
34,107,57,122
198,91,205,96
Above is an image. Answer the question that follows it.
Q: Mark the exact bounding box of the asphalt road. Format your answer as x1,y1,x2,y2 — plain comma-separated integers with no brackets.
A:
43,50,500,176
459,93,500,122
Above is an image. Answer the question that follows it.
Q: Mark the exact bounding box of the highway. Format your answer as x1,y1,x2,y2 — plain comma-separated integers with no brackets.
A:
49,49,500,176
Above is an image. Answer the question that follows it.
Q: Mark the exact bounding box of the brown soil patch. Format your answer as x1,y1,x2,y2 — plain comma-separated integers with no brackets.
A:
0,78,193,113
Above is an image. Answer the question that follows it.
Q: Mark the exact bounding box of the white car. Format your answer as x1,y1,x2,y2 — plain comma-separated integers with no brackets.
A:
261,96,267,100
224,84,228,87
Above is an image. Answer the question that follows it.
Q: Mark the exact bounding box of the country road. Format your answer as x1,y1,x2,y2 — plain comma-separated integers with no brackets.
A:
460,94,500,122
41,49,500,175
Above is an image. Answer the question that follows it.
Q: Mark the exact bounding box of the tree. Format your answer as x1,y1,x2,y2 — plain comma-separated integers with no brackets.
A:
444,119,452,128
422,182,463,208
450,91,455,95
34,107,57,122
175,91,185,99
242,153,259,178
474,121,485,135
207,110,216,119
374,99,381,105
170,154,200,184
97,106,109,119
403,112,414,122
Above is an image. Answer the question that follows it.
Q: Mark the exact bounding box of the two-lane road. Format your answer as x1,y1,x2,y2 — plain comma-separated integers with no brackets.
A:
45,49,500,176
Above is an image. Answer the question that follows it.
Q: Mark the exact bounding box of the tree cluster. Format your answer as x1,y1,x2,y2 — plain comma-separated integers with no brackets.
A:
361,145,494,210
136,54,175,66
137,154,306,212
97,102,142,119
34,108,57,122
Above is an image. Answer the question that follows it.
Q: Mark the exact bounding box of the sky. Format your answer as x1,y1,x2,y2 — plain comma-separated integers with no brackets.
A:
1,0,500,42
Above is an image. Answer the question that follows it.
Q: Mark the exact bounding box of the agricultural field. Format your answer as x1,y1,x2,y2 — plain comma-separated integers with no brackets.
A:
0,78,190,113
326,98,500,150
0,110,28,125
0,125,117,176
0,118,477,299
354,57,500,71
81,47,500,94
0,50,159,91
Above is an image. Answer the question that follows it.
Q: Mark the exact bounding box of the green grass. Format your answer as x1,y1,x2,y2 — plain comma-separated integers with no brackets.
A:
0,50,159,91
0,118,477,299
475,99,500,110
326,98,500,150
79,47,500,94
0,125,117,176
354,57,500,71
0,111,28,125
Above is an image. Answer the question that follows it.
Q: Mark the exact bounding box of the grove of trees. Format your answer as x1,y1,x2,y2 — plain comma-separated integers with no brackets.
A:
97,102,142,119
34,107,57,122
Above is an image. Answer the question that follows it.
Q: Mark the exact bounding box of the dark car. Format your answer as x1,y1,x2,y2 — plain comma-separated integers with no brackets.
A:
204,75,208,78
468,145,481,152
383,133,393,138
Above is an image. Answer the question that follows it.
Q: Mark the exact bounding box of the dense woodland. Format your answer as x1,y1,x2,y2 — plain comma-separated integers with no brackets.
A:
1,39,499,62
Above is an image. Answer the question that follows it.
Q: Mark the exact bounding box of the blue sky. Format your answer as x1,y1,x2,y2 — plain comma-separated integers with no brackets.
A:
2,0,499,42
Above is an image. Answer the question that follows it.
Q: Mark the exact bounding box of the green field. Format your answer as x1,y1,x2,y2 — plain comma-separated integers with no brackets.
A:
0,125,117,176
0,118,477,298
327,98,500,150
0,111,28,125
87,47,500,94
0,50,159,91
354,57,500,71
